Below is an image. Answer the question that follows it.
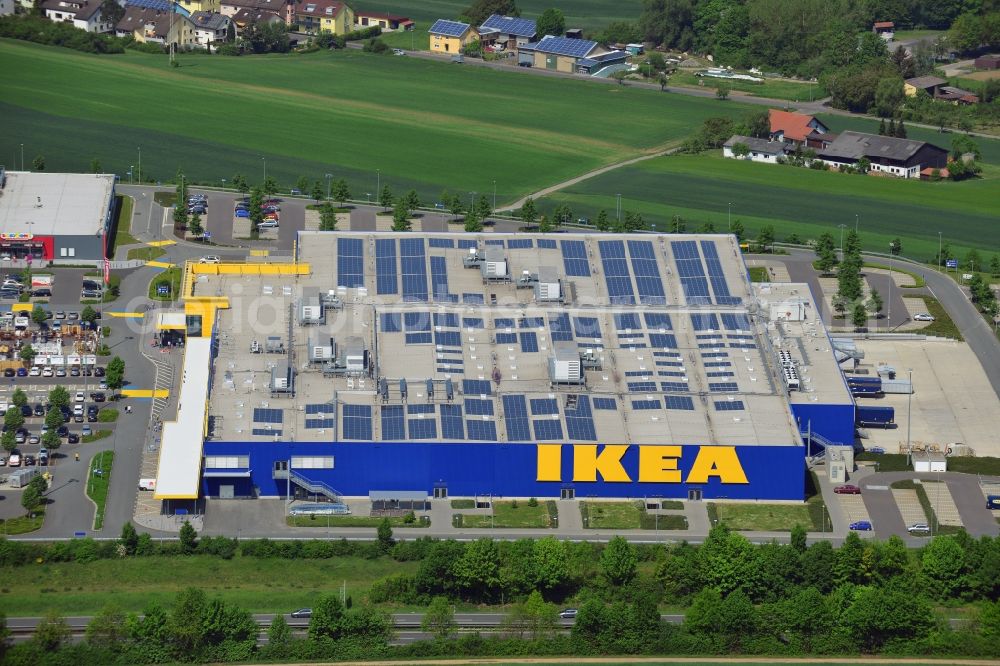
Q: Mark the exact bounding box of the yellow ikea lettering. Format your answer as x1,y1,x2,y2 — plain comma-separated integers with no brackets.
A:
685,446,749,484
638,445,682,482
573,445,631,482
536,444,563,482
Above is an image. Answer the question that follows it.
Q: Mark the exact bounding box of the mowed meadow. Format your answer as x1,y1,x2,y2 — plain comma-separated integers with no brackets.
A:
0,39,748,202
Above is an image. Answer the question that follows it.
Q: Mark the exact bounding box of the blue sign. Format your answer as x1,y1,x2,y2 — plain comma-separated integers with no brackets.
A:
946,259,958,268
74,531,86,538
203,232,211,239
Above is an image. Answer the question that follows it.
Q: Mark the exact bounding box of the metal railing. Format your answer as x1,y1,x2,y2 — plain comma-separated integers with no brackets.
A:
289,469,342,501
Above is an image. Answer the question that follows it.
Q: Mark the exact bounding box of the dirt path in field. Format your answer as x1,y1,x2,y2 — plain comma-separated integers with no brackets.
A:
496,146,681,212
262,657,1000,665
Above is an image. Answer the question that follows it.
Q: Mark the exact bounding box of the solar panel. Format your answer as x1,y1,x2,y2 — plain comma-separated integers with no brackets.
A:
400,237,428,302
429,238,454,249
614,313,641,330
404,312,430,331
464,398,494,416
715,400,745,411
458,239,478,249
127,0,173,11
405,332,432,344
435,330,461,346
429,18,469,37
375,238,397,295
538,239,557,249
496,332,517,344
661,382,688,392
572,316,601,338
598,240,635,305
649,333,677,349
709,382,739,392
408,418,438,439
253,408,283,424
408,404,435,414
485,239,504,246
494,317,514,329
519,332,539,353
381,405,406,439
380,313,400,332
691,313,719,331
627,381,656,392
644,313,672,330
440,404,465,439
549,313,572,341
564,396,597,440
533,419,563,440
701,241,741,305
480,14,536,37
337,238,364,288
342,404,372,440
463,379,492,396
592,397,617,410
304,418,335,429
665,396,695,410
433,312,459,327
627,240,666,305
463,317,484,329
721,313,751,331
536,35,596,58
671,240,711,305
430,256,456,303
561,240,590,277
466,419,497,441
632,399,661,410
507,239,533,249
463,293,485,304
519,317,544,328
530,398,558,415
252,428,282,436
707,371,735,378
305,404,335,414
502,395,531,441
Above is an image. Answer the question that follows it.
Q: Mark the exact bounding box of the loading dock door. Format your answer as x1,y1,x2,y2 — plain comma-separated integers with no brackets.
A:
219,485,234,499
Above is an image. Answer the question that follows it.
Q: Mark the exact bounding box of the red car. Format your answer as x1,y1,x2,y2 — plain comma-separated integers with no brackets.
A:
834,484,861,495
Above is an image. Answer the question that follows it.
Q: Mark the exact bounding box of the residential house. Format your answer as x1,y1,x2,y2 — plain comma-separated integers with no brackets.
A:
219,0,291,25
477,14,535,52
872,21,894,39
190,10,231,47
518,35,598,72
975,54,999,70
43,0,115,32
115,5,197,48
229,6,282,31
176,0,219,16
723,136,794,164
768,109,830,146
354,11,412,31
293,0,353,35
935,85,979,105
127,0,190,17
818,131,947,178
904,75,947,97
428,18,476,54
576,49,629,75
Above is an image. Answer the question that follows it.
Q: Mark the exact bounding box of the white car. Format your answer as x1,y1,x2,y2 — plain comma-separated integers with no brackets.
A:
392,48,406,56
258,220,279,229
29,366,41,377
913,313,935,322
42,367,53,377
199,256,221,264
75,391,85,403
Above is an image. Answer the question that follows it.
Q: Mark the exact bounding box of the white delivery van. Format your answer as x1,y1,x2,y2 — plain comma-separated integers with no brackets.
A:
138,478,157,491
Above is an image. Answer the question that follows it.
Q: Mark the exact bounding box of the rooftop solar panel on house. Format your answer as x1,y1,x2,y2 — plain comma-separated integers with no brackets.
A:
405,332,432,344
463,293,485,304
519,317,543,328
715,400,745,411
433,312,459,327
464,398,494,416
691,313,720,331
429,238,455,249
561,240,590,277
458,239,478,249
649,333,678,349
627,381,657,392
375,238,398,295
494,317,514,329
502,395,531,441
463,317,484,329
480,14,536,37
408,404,435,414
429,18,469,37
496,332,517,344
721,313,751,331
507,239,533,249
661,382,688,392
252,428,282,436
404,312,431,331
342,404,372,440
599,240,636,305
709,382,739,392
632,399,661,410
614,313,641,330
534,35,596,57
305,404,335,414
435,330,462,346
671,240,711,305
337,238,364,288
304,418,335,429
400,237,428,302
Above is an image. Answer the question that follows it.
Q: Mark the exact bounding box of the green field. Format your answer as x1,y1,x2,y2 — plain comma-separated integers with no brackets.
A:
538,152,999,259
0,554,416,615
356,0,641,32
0,39,753,206
669,70,826,102
457,500,556,528
708,502,820,531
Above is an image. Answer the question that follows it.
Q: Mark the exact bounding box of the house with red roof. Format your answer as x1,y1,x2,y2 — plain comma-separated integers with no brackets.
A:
768,110,831,148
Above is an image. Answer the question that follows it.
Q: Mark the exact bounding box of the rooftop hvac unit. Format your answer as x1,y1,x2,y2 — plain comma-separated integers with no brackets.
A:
782,366,800,391
549,343,583,384
309,336,335,363
299,296,324,324
342,336,366,373
481,245,508,279
769,299,806,322
534,266,561,302
271,363,293,392
265,336,285,354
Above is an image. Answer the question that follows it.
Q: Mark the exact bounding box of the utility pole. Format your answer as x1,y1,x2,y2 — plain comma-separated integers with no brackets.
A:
492,179,496,213
938,232,943,272
906,368,913,463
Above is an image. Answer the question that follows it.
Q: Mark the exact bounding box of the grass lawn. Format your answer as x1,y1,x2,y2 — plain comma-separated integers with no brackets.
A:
0,554,418,615
748,266,769,282
458,500,556,528
581,501,645,529
82,429,111,443
97,408,118,422
537,151,999,260
149,266,181,301
669,70,826,102
449,499,475,509
708,502,820,531
893,29,944,40
0,509,44,536
286,515,428,527
126,246,166,262
0,40,755,205
86,450,114,530
918,297,962,340
111,195,136,251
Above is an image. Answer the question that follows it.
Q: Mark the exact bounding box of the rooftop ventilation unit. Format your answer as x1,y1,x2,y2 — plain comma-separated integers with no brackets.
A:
534,265,561,302
480,245,509,281
549,342,583,385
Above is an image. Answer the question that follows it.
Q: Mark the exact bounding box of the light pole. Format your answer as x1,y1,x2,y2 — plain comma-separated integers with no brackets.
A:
376,169,380,197
938,232,943,272
20,144,24,171
854,213,859,233
128,166,134,185
492,179,496,213
887,242,893,327
261,157,266,183
137,146,141,184
221,178,226,190
325,173,333,201
470,191,476,212
616,193,622,222
727,202,732,232
838,223,847,258
906,368,913,459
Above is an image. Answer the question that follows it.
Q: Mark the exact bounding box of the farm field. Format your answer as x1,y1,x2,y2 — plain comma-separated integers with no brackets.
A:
669,70,826,102
355,0,641,32
537,152,999,259
0,39,753,204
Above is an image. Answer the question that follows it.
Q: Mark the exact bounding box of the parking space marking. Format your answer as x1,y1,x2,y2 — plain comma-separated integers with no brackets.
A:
146,260,176,269
146,240,176,247
837,495,870,524
923,481,963,526
122,389,169,398
891,488,928,525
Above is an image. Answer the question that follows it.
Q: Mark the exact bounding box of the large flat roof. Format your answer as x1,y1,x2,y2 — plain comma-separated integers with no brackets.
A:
0,171,114,237
187,232,835,449
155,337,212,499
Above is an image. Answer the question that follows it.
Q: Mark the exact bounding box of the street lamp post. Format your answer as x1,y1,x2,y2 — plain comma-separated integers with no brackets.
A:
137,146,141,184
938,232,943,272
470,191,476,212
838,223,847,258
20,144,24,171
855,213,859,233
492,180,496,214
906,368,913,460
261,157,266,183
376,169,380,197
221,178,226,190
727,202,732,232
616,193,622,222
887,242,893,328
128,166,134,185
325,173,334,201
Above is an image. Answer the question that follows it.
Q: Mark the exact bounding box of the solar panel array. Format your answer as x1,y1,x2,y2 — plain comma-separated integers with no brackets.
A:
400,238,428,302
701,241,740,305
627,240,667,305
375,238,397,295
598,240,636,305
337,238,364,288
561,240,590,276
342,404,372,440
430,256,457,303
502,395,531,441
480,14,536,37
429,18,469,36
534,36,596,58
253,408,283,424
671,240,711,305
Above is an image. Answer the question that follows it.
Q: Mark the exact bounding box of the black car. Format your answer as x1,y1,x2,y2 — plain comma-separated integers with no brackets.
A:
0,291,20,300
57,425,69,437
23,454,35,466
20,405,32,417
59,405,70,420
95,367,105,377
33,404,44,417
91,392,106,402
32,288,52,298
67,433,79,444
3,368,14,377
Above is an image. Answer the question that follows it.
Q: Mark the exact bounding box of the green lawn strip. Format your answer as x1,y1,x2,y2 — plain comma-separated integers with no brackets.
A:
863,262,924,288
153,192,176,207
97,408,118,422
286,515,427,528
0,41,755,203
86,450,114,530
581,500,689,530
378,24,430,51
126,246,166,262
0,554,417,615
709,502,819,531
855,452,909,471
82,429,111,443
111,195,136,250
0,509,45,536
668,69,826,102
149,266,181,301
660,500,683,509
748,266,769,282
460,500,556,528
918,297,962,340
449,499,475,509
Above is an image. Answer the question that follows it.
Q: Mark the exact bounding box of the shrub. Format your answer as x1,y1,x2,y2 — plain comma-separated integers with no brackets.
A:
362,37,388,53
217,43,241,56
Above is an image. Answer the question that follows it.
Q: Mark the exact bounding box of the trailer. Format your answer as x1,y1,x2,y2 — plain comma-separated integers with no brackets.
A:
8,467,39,488
987,495,1000,510
850,383,883,397
856,405,894,427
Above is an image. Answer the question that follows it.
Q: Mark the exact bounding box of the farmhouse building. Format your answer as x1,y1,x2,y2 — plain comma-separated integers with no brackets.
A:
975,54,1000,70
428,19,477,54
43,0,114,33
904,75,947,97
723,136,795,164
115,5,197,47
818,131,947,178
478,14,536,52
293,0,353,35
519,35,599,72
229,6,283,30
0,0,14,16
768,110,830,146
872,21,894,39
354,11,412,31
176,0,219,16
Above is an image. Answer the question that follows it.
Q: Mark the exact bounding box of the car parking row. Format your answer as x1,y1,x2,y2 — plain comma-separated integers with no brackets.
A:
0,273,105,302
188,193,208,216
234,197,281,229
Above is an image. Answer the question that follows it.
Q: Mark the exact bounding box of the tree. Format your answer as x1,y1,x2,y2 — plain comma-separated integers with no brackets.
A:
595,209,610,232
319,204,338,231
4,405,24,431
232,173,249,194
991,255,1000,278
731,219,744,241
873,77,904,117
42,430,61,451
45,403,65,431
464,210,483,233
841,586,933,651
173,170,188,228
120,521,139,556
391,199,411,232
611,70,627,86
447,194,464,221
265,615,293,657
715,82,731,100
262,176,278,197
376,517,395,553
311,180,325,204
90,157,103,174
332,178,350,204
462,0,519,25
308,594,345,641
474,193,491,221
878,117,887,135
889,237,902,256
790,524,807,553
33,611,69,651
895,118,907,138
379,184,393,211
421,596,455,639
403,189,420,214
87,604,126,649
815,232,839,273
249,186,264,236
951,134,981,160
2,431,15,453
758,224,775,252
852,302,868,329
31,304,47,326
106,356,125,395
295,175,310,194
21,484,41,514
168,587,207,656
669,215,686,234
658,73,670,91
11,389,27,408
179,520,198,554
731,142,750,158
188,213,203,239
535,7,565,37
600,536,637,586
32,155,45,171
532,536,568,592
520,197,537,227
867,289,884,319
18,345,35,365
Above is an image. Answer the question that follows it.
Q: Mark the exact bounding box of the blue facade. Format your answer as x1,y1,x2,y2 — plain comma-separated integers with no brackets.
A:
202,441,806,501
790,401,856,447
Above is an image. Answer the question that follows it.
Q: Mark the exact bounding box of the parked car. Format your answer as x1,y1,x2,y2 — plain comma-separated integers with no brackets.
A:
392,48,406,55
559,609,578,619
33,404,44,417
54,311,66,320
42,367,53,377
55,367,66,377
200,256,221,264
70,366,80,377
23,454,35,466
67,312,79,321
67,433,79,444
849,520,873,531
3,369,14,378
28,434,39,445
29,367,41,377
81,289,102,299
19,405,32,417
82,425,92,437
913,313,935,322
0,456,6,466
235,209,250,218
57,425,68,437
289,608,312,619
91,392,106,402
32,288,52,298
75,391,85,403
38,448,48,465
8,449,21,466
258,220,278,229
834,484,861,495
908,522,931,535
16,367,26,377
867,446,885,454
